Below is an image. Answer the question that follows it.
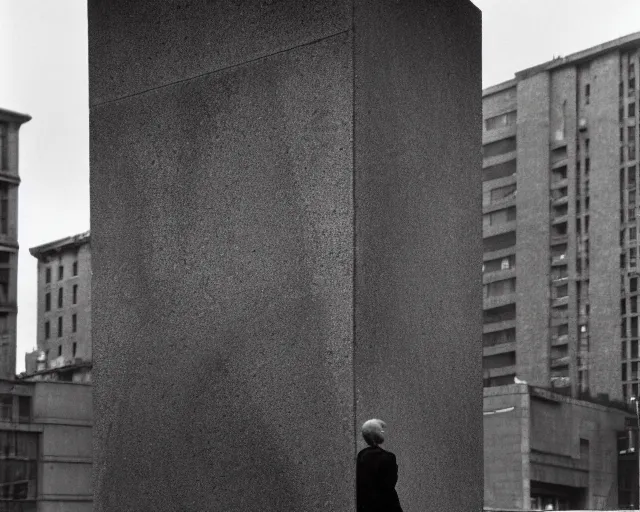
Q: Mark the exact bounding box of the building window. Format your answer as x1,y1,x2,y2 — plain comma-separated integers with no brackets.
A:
633,277,639,293
0,124,7,171
632,339,639,359
57,287,63,308
72,285,78,305
57,317,62,338
44,321,50,339
58,265,63,281
630,102,636,118
45,292,50,312
72,342,77,358
72,261,78,276
484,111,517,131
45,267,51,284
58,345,62,357
0,184,9,236
490,184,516,203
585,83,590,104
72,314,77,333
483,278,516,298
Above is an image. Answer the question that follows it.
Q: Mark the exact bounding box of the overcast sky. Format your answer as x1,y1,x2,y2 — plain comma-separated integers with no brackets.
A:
0,1,639,373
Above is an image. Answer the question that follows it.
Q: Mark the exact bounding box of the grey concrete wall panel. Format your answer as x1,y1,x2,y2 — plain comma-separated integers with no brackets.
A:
89,1,482,511
353,1,482,510
516,73,552,386
91,34,355,511
88,0,352,104
588,54,622,399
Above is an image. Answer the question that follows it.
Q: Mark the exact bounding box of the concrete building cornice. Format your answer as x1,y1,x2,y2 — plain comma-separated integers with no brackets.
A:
483,31,640,95
0,107,31,125
29,230,90,260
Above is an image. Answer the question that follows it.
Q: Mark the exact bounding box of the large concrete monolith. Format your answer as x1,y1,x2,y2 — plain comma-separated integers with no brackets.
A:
89,1,482,510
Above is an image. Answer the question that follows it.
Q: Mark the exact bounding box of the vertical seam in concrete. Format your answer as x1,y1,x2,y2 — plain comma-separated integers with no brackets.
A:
351,0,358,508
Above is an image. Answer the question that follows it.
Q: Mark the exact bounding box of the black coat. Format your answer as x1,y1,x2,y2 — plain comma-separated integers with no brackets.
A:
356,446,403,512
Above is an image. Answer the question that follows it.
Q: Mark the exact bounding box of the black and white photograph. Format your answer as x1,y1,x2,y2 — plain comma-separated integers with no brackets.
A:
1,1,640,511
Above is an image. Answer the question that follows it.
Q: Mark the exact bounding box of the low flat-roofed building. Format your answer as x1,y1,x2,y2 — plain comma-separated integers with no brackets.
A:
0,378,92,511
484,384,634,510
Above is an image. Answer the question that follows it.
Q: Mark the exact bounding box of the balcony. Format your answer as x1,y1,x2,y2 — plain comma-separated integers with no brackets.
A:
552,334,569,346
483,220,517,238
550,178,569,190
551,356,571,368
551,275,569,285
484,195,516,213
483,268,516,284
484,293,517,309
483,319,516,333
482,125,517,145
483,342,516,357
552,296,569,308
483,365,517,379
551,254,568,266
551,195,569,207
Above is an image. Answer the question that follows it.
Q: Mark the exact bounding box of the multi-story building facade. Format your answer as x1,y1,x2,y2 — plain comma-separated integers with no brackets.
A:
26,232,91,382
0,108,30,380
482,32,640,402
0,377,92,511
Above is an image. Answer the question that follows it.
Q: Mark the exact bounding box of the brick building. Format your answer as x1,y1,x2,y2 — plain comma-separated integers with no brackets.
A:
24,232,91,382
0,108,30,380
482,31,640,402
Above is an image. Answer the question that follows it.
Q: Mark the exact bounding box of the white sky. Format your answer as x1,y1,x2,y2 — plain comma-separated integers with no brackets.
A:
0,1,639,373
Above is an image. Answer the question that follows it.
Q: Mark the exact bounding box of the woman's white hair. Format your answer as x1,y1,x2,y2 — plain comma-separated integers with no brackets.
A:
361,418,386,446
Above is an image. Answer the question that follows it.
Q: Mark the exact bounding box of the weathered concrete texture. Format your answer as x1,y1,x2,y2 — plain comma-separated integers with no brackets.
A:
89,1,481,511
88,0,352,105
484,386,528,509
515,73,552,386
588,53,622,400
353,1,482,510
91,33,354,511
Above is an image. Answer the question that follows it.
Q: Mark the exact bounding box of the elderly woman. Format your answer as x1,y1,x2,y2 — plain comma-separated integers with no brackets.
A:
356,419,403,512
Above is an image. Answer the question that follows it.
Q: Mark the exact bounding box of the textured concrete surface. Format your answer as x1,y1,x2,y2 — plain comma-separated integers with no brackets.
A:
515,73,552,386
484,386,528,509
88,0,351,105
89,1,481,511
589,53,622,399
353,1,482,510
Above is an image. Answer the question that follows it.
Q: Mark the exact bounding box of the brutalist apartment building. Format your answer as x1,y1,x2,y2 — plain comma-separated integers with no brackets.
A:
483,31,640,402
482,32,640,510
